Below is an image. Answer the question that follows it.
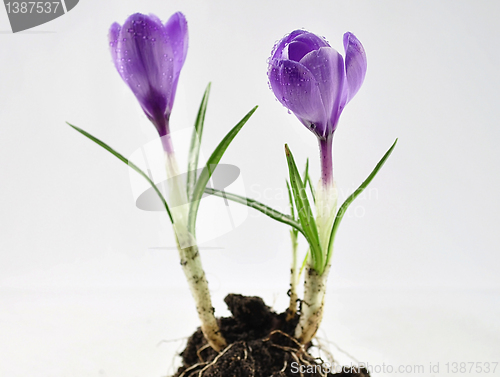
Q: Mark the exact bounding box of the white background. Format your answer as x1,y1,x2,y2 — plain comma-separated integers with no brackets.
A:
1,1,499,376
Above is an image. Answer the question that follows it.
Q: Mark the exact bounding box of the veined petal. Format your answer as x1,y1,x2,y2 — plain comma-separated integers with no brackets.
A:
292,32,330,52
299,47,345,136
164,12,188,111
108,22,121,70
164,12,188,76
270,30,308,61
287,32,330,62
343,32,367,104
269,59,327,136
288,40,314,62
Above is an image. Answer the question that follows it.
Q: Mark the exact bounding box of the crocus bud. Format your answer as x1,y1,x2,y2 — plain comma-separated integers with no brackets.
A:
109,12,188,153
268,30,366,140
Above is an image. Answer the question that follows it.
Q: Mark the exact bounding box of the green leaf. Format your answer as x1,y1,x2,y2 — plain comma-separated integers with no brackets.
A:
302,158,316,204
299,249,309,277
67,122,174,224
285,180,298,238
307,171,316,204
188,106,258,234
285,144,324,274
187,83,211,199
302,158,310,185
326,138,398,266
204,187,304,236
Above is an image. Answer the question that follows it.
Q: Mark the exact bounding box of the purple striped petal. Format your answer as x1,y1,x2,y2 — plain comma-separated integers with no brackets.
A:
269,59,327,136
343,32,367,105
164,12,188,112
299,47,345,136
108,22,121,69
270,30,308,61
164,12,188,76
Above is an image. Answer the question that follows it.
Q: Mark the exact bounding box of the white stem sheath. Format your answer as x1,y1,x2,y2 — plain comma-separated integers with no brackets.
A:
295,180,337,344
165,151,226,352
287,231,299,320
315,180,338,250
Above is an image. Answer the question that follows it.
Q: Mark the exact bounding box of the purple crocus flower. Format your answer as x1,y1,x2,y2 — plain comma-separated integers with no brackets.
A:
109,12,188,153
268,30,366,186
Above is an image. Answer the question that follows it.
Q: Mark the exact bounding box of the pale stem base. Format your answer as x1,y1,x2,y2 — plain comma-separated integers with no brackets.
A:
165,151,227,352
287,231,299,321
295,265,330,344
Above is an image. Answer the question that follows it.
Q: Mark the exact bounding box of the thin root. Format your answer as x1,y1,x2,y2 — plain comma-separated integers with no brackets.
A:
196,343,211,363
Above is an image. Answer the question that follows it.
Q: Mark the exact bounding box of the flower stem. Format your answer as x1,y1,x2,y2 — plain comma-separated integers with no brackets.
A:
295,135,337,344
164,144,227,352
319,135,333,188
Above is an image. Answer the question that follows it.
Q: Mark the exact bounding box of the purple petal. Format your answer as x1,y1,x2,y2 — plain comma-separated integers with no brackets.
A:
343,32,367,104
164,12,188,76
292,32,330,52
270,30,308,61
288,40,314,62
164,12,188,111
269,59,327,136
108,22,121,70
299,47,345,135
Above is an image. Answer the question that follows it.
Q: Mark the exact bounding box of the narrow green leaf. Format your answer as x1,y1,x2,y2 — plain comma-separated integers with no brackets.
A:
299,249,309,277
187,83,211,199
302,158,310,185
188,106,258,234
286,180,295,219
307,173,316,204
302,158,316,204
204,187,304,235
285,180,298,238
285,144,324,274
326,138,398,266
67,122,174,224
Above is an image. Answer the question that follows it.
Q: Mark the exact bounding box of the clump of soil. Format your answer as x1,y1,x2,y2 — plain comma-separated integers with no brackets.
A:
173,294,369,377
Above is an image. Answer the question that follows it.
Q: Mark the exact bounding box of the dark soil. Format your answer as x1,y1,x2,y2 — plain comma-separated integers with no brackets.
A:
172,294,369,377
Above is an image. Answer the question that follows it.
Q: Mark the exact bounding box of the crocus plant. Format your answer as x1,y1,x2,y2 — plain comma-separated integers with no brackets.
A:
269,30,369,343
270,30,396,344
208,29,396,345
68,12,256,352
